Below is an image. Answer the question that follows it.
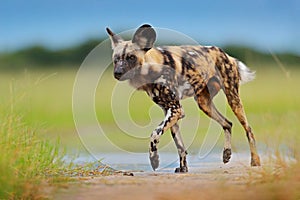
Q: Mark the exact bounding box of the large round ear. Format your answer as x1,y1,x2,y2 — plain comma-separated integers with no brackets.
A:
132,24,156,51
106,27,123,49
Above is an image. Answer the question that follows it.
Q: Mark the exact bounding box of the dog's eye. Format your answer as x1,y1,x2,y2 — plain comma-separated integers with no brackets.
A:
127,55,136,62
114,56,120,64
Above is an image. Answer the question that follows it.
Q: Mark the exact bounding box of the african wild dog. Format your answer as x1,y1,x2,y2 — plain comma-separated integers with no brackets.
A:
106,24,261,173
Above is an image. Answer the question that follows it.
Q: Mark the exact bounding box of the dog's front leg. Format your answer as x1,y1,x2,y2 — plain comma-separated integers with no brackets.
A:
149,106,183,170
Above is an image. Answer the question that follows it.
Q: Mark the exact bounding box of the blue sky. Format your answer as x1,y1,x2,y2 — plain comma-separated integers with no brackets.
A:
1,0,299,54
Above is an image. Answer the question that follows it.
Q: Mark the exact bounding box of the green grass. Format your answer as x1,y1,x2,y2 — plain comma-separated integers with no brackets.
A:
0,75,70,198
0,78,113,198
0,112,66,199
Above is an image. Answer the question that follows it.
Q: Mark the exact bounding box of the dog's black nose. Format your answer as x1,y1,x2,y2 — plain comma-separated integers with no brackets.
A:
114,72,122,79
114,68,124,80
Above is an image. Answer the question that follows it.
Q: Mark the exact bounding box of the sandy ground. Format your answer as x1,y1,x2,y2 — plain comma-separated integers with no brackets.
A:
52,163,259,200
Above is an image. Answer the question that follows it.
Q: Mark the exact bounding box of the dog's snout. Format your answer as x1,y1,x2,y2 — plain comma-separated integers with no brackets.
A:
114,60,128,80
114,68,124,79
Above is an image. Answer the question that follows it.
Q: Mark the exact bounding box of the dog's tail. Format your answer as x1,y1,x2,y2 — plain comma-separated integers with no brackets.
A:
237,60,256,84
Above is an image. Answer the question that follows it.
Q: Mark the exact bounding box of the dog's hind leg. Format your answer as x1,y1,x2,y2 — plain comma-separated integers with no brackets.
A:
194,78,233,164
224,86,261,166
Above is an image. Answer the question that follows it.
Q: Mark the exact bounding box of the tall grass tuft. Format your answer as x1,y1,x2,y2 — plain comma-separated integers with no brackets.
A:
0,112,65,199
245,131,300,199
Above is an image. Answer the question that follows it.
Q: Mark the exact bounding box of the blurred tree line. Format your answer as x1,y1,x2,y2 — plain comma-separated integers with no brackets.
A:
0,39,299,70
0,39,101,70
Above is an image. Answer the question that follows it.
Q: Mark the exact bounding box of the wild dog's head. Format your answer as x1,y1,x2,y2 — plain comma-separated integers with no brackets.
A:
106,24,156,80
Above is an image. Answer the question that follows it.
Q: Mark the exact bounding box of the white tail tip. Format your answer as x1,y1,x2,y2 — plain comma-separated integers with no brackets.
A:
238,61,256,84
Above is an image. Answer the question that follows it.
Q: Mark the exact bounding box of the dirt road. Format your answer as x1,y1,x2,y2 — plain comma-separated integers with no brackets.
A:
53,163,258,200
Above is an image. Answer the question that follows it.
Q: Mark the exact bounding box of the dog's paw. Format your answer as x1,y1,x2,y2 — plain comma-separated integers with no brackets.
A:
223,148,232,164
149,151,159,170
251,154,261,167
174,166,188,173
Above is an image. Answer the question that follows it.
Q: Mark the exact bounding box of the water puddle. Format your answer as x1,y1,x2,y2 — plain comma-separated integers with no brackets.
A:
70,151,252,173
